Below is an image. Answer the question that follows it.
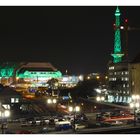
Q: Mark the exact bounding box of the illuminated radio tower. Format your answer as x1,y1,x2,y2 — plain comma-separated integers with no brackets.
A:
111,7,124,63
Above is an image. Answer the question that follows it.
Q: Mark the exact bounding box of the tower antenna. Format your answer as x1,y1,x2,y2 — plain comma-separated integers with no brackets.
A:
111,6,124,63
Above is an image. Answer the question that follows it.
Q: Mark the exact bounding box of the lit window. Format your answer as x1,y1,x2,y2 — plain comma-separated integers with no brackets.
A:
123,91,126,94
123,84,125,88
121,77,124,81
15,98,19,103
132,81,134,86
114,72,116,75
11,98,15,103
11,98,19,103
125,71,128,75
127,91,129,94
125,77,128,81
2,104,10,110
122,72,124,75
109,66,114,70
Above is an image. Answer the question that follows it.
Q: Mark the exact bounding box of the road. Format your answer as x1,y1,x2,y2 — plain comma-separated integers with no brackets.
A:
48,124,140,134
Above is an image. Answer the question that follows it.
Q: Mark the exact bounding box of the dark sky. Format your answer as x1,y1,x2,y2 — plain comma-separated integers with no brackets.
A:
0,6,140,74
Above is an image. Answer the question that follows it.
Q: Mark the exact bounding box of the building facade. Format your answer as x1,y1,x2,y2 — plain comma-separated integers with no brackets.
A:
108,62,131,103
0,62,62,87
129,53,140,97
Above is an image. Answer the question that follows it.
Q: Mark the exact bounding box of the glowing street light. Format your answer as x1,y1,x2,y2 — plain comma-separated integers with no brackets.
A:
52,99,57,104
105,76,108,80
96,96,101,102
68,105,80,132
130,94,140,126
4,110,10,118
78,75,83,81
68,106,73,112
136,103,140,108
132,95,136,100
75,106,80,112
136,95,140,100
47,99,52,104
96,76,100,80
0,109,10,134
132,94,140,100
130,102,134,108
96,96,105,102
87,76,90,80
101,96,105,101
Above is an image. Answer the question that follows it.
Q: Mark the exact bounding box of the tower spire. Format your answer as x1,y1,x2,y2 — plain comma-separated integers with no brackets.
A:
111,6,124,63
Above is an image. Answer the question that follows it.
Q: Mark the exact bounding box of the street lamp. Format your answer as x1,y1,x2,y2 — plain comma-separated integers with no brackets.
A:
68,105,80,132
0,110,10,134
52,99,57,104
47,98,57,112
47,99,52,104
130,94,140,126
96,96,105,113
47,98,57,104
96,96,105,102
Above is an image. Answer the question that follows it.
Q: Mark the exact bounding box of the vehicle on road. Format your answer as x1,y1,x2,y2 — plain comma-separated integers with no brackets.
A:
38,127,48,134
75,124,86,130
21,121,29,127
55,120,72,131
49,119,55,125
110,121,123,126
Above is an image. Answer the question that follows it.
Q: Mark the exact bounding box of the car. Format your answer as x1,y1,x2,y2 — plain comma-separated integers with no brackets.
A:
55,124,72,131
38,127,48,134
111,121,123,125
96,122,112,127
75,124,86,130
49,119,55,125
21,122,28,127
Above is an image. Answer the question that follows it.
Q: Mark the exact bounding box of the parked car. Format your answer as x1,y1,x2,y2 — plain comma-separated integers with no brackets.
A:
75,124,86,130
49,119,55,125
38,127,48,134
55,120,72,131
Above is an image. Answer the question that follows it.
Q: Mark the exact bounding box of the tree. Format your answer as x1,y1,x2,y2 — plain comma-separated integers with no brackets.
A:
47,78,59,90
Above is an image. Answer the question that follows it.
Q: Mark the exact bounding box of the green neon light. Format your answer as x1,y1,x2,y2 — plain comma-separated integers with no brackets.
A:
17,70,62,79
0,65,15,78
111,6,124,63
0,63,62,79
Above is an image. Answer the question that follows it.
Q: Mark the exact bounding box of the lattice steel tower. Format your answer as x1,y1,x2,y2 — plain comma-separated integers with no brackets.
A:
111,7,124,63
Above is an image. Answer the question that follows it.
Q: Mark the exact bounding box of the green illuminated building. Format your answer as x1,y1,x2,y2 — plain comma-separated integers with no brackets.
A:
16,62,62,79
111,7,124,63
0,62,18,78
0,62,62,85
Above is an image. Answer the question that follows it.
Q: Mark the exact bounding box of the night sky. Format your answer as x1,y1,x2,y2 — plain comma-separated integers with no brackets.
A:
0,6,140,74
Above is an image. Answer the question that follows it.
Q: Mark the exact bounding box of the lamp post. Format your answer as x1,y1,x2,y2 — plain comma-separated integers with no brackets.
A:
96,96,105,102
130,94,140,126
0,110,10,134
68,105,80,132
47,98,57,111
96,96,105,113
